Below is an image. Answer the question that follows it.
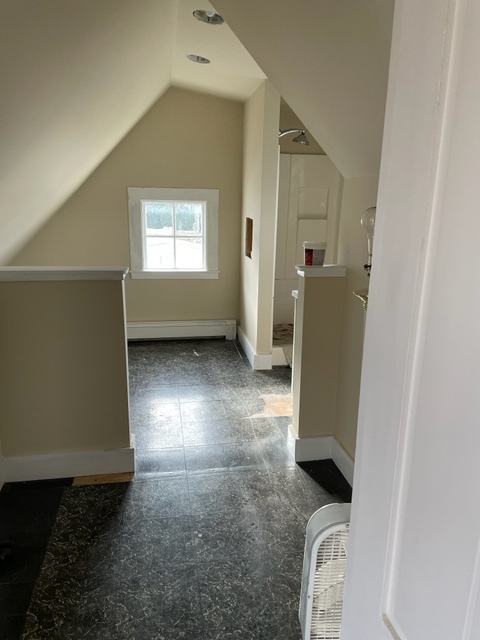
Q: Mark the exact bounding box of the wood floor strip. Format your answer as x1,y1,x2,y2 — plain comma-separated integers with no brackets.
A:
72,472,134,486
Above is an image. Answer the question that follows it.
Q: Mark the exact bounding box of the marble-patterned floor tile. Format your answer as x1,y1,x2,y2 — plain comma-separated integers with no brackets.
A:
176,384,222,402
185,441,264,474
188,470,277,516
106,516,194,570
55,484,129,533
256,434,297,469
135,448,186,479
179,400,228,423
75,565,201,637
182,418,255,447
269,467,335,521
130,401,181,431
201,623,301,640
188,499,303,564
250,416,283,439
132,422,184,449
197,558,271,628
274,415,293,440
124,477,191,520
221,398,262,419
129,386,179,404
8,339,343,640
197,557,301,635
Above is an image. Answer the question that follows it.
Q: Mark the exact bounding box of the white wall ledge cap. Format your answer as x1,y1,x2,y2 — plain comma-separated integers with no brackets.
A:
296,264,347,278
0,267,129,281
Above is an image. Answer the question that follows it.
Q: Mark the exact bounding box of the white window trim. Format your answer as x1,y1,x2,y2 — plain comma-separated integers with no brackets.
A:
128,187,219,279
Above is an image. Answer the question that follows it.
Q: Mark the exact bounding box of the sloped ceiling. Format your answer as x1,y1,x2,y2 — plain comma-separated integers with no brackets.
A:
0,0,264,264
171,0,265,100
212,0,395,179
0,0,393,264
0,0,174,263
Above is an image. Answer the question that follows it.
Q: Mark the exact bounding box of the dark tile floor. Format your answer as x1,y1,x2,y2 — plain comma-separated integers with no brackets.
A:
0,338,346,640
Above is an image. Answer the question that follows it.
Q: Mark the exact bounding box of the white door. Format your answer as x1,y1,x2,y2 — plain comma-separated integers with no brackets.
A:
274,154,342,324
342,1,480,639
282,154,342,280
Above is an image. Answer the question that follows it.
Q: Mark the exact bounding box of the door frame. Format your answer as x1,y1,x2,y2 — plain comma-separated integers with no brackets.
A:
341,0,476,637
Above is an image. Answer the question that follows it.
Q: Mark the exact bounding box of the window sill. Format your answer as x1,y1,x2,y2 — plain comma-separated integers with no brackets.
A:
130,269,219,280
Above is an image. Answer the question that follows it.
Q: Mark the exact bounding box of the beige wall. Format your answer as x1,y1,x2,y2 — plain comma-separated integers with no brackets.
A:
0,279,130,457
335,176,379,458
12,87,244,323
241,81,280,355
292,274,346,439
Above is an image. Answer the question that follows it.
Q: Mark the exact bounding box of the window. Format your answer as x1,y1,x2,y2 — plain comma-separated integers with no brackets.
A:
128,187,219,279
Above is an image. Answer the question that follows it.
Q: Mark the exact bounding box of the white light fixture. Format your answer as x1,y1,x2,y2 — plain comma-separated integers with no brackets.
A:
186,54,210,64
361,206,376,277
193,10,224,25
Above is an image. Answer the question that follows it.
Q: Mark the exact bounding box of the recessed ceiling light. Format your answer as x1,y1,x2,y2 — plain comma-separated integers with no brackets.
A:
186,54,211,64
193,10,224,25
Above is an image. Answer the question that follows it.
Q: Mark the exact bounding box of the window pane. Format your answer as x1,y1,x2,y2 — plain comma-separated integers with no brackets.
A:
145,202,173,236
175,238,204,269
175,202,203,236
145,237,174,269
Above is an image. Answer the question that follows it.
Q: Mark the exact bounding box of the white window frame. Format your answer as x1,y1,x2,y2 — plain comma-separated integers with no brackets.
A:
128,187,219,279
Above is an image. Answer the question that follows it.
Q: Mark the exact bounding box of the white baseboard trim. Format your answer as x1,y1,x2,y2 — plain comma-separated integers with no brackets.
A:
293,434,354,487
127,320,237,341
4,447,135,482
331,438,355,487
237,327,272,370
294,435,334,462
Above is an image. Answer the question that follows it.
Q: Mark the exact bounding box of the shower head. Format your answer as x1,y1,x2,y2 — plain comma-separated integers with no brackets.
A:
292,131,309,145
278,128,310,145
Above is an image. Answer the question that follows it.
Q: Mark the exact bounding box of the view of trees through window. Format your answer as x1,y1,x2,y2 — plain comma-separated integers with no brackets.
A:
143,201,204,269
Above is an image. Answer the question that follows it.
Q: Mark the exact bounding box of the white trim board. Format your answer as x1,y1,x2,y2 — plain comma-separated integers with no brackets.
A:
0,267,129,281
4,447,135,482
237,326,273,370
272,346,289,366
127,320,236,341
292,434,354,487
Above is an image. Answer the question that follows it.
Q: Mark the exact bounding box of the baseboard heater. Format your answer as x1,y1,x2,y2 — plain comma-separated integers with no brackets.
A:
127,320,237,341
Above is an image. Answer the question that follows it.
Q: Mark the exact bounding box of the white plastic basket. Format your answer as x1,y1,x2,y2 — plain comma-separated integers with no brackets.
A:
299,503,351,640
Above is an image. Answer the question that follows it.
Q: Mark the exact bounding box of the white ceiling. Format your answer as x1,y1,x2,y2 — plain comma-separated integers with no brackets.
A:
171,0,266,100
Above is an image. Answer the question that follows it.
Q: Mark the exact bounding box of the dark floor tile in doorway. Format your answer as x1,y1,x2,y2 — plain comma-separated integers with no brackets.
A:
0,615,27,640
297,458,353,502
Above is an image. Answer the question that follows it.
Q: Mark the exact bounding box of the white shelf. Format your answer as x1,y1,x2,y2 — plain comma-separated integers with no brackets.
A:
296,264,346,278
